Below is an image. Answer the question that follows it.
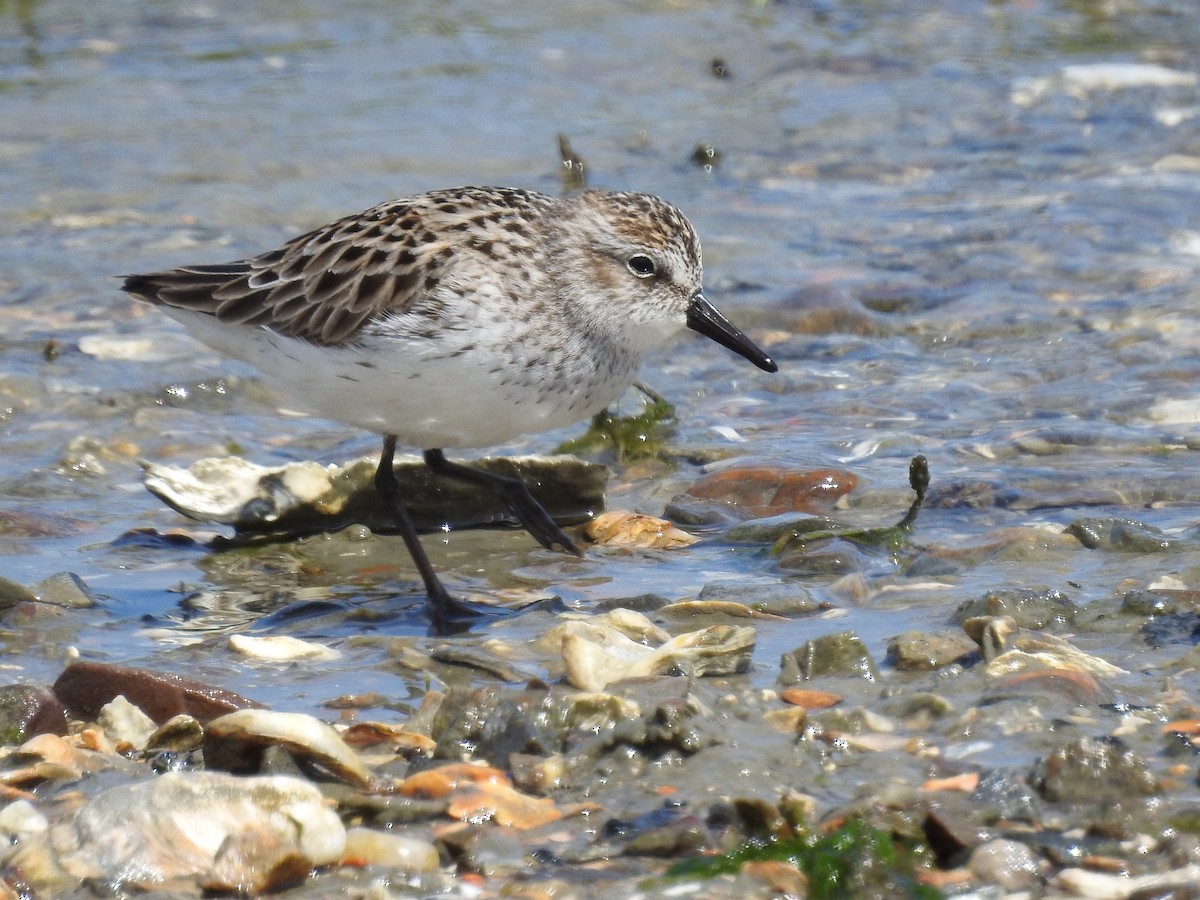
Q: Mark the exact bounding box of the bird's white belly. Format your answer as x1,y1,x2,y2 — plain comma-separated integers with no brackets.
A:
167,310,633,449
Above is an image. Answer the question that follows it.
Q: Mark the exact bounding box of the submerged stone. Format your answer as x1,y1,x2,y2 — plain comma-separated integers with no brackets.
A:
952,587,1076,630
683,463,857,519
780,630,879,683
0,576,38,609
886,630,976,671
1139,612,1200,648
1064,517,1174,552
968,838,1044,891
1033,735,1161,804
30,572,96,608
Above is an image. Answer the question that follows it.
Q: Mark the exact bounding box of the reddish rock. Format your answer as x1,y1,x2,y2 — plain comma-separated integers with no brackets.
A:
985,668,1114,707
686,465,857,518
53,661,263,724
780,688,843,710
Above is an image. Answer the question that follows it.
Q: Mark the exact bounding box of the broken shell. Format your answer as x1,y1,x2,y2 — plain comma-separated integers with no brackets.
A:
97,695,157,751
585,510,698,549
146,714,205,753
561,622,755,691
8,772,345,893
341,826,440,873
446,778,563,829
203,709,371,788
963,616,1127,677
229,634,341,662
537,608,671,654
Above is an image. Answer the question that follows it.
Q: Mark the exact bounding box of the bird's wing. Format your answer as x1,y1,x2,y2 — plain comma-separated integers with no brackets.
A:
122,199,451,346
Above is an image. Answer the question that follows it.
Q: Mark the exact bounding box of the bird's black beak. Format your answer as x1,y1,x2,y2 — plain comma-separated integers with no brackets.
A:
686,293,778,373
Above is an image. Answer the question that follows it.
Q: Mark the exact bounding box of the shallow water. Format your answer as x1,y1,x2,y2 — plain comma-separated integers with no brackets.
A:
4,0,1200,864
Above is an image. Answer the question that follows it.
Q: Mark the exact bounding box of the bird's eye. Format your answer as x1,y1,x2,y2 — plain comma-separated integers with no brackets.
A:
626,254,657,278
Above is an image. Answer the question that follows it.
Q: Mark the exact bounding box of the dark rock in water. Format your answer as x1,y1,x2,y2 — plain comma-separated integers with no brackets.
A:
724,797,796,843
777,283,880,335
661,493,745,527
1138,612,1200,648
592,593,671,614
923,807,992,866
621,812,709,857
600,802,711,860
926,479,1021,510
1064,517,1174,552
1122,590,1200,646
53,660,263,724
31,572,97,608
142,453,608,536
1121,589,1182,616
604,803,684,839
1032,735,1161,804
0,576,38,610
971,769,1041,823
605,696,715,759
952,587,1076,630
780,630,879,683
0,684,68,742
430,688,568,763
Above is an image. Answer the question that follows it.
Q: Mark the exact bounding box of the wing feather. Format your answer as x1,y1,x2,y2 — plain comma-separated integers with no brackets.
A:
121,187,556,346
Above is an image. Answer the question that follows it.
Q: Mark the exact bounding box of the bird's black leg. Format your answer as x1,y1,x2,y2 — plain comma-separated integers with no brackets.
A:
374,436,482,627
423,449,582,556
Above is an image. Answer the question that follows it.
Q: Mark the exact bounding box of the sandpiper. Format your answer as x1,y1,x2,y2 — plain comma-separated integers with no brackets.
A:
124,186,777,625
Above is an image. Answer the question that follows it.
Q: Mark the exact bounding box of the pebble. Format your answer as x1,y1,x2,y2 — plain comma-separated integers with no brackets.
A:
97,695,157,750
229,634,341,661
342,826,440,873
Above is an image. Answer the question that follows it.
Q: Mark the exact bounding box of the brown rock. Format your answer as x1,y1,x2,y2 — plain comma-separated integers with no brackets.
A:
986,668,1114,706
53,661,263,724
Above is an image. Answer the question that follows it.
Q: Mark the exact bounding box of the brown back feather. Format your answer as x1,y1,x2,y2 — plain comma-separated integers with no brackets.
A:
122,187,558,346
